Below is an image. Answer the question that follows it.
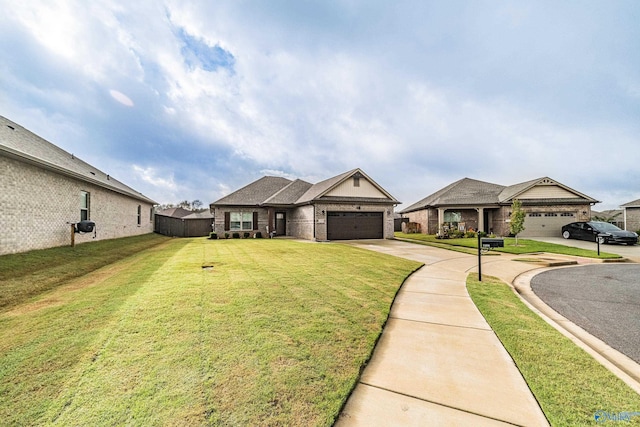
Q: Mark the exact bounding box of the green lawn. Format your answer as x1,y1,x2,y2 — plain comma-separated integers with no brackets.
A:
395,232,622,259
0,233,170,310
467,274,640,426
0,237,421,426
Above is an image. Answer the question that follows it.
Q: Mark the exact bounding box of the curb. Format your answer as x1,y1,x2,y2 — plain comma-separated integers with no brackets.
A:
511,267,640,395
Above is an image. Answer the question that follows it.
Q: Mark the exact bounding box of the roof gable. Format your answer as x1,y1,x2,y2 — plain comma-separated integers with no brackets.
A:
296,168,398,204
401,176,598,214
0,115,157,204
498,177,598,203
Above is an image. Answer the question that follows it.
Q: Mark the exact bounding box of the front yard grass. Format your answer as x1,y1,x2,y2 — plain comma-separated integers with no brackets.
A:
467,274,640,426
0,233,170,310
395,232,621,259
0,238,421,426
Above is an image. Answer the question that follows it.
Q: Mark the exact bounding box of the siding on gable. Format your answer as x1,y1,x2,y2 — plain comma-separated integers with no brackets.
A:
517,185,580,199
325,178,388,198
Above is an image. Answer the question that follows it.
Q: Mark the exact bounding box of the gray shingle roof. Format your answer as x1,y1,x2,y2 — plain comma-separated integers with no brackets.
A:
621,199,640,208
400,178,505,213
401,176,598,214
182,211,214,219
212,176,293,206
212,168,397,208
1,115,157,204
264,179,313,205
156,207,193,218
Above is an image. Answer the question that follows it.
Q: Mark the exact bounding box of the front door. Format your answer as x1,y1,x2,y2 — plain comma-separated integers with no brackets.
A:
276,212,286,235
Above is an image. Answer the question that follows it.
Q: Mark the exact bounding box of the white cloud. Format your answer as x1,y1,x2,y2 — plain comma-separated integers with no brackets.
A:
133,164,177,190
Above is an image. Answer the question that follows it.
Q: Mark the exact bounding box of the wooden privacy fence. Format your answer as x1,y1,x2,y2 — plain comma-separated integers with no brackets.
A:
154,215,213,237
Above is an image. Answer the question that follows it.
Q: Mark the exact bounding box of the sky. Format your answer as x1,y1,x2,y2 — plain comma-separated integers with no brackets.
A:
1,1,639,211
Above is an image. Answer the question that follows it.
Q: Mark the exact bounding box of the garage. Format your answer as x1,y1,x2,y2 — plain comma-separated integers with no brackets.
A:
327,211,384,240
519,212,576,237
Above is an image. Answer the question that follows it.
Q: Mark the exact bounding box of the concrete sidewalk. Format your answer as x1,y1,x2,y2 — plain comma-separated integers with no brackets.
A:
335,240,551,426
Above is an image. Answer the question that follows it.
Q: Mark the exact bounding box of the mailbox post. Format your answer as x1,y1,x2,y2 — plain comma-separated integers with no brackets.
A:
477,236,505,282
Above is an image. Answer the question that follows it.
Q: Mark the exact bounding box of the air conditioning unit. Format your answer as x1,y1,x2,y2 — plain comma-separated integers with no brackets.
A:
76,220,95,233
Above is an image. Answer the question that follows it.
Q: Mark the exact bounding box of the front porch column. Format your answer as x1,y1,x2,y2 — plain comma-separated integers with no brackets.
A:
267,208,275,234
438,208,445,235
477,207,485,232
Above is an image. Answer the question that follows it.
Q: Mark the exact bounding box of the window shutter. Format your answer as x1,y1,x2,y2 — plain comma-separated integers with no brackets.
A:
224,212,230,231
253,212,259,230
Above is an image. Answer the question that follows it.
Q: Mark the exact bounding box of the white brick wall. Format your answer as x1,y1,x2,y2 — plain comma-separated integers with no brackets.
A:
0,156,154,255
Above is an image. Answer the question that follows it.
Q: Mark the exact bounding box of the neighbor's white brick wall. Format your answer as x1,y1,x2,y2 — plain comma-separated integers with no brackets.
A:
0,156,154,255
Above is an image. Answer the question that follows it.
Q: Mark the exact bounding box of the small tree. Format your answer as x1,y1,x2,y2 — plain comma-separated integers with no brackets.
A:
510,199,526,245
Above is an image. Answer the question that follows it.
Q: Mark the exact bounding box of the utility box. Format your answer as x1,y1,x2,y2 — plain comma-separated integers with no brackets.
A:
481,237,504,248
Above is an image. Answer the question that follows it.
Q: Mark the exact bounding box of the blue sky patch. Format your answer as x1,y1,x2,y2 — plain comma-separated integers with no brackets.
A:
178,28,235,72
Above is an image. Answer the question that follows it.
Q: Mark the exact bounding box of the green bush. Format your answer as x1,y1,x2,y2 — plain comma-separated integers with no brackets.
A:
224,233,230,239
464,231,477,238
209,232,218,240
254,232,263,238
232,232,240,239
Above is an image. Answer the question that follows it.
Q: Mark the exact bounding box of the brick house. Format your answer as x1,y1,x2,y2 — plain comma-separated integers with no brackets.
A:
621,199,640,232
400,177,598,237
210,169,398,240
0,115,157,255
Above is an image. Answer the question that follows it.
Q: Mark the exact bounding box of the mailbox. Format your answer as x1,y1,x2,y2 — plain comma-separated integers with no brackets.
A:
481,238,504,248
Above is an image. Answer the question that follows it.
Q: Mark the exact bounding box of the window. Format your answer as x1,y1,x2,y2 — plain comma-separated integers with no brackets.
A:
230,212,253,230
528,213,542,217
80,191,90,221
150,207,154,222
444,212,461,222
137,205,141,225
561,212,574,217
544,213,557,217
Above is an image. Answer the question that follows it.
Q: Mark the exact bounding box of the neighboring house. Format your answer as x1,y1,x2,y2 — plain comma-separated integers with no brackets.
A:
621,199,640,232
210,169,398,240
400,177,598,237
591,209,624,229
154,208,214,237
0,115,157,255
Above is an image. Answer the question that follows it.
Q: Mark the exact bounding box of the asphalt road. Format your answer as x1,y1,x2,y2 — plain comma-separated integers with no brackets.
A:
531,264,640,364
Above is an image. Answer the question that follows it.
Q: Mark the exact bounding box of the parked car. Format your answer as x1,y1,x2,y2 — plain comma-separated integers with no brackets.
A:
561,221,638,245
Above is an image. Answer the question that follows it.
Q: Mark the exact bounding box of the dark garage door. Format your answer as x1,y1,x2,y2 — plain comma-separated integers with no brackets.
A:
327,211,383,240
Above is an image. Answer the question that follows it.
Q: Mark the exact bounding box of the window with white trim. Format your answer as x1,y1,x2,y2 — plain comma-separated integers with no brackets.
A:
80,191,90,221
230,212,253,230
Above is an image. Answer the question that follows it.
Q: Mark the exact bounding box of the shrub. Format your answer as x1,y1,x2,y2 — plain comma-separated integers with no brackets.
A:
232,232,240,239
243,232,251,239
224,233,230,239
464,231,477,238
209,232,218,240
254,232,262,238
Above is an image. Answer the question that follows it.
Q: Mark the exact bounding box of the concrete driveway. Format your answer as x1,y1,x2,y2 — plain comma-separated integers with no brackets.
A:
534,237,640,261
